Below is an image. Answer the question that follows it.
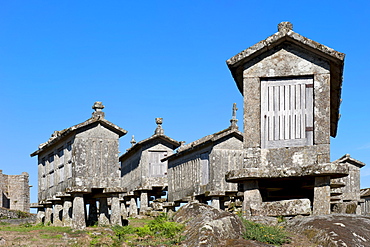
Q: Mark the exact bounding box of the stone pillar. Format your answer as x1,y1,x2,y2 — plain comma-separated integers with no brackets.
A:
140,192,149,215
211,197,220,209
53,202,63,226
110,196,122,226
313,176,331,215
87,200,98,226
242,180,262,216
356,203,361,215
121,201,128,220
129,197,138,217
72,194,86,230
36,207,45,224
44,204,53,225
98,198,110,226
62,199,72,227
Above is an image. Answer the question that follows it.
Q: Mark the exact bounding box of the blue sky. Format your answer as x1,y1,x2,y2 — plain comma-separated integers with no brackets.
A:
1,1,369,205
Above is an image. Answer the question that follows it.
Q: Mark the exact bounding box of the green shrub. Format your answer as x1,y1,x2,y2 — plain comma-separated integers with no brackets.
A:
241,218,290,246
111,225,136,240
111,213,184,246
15,210,30,219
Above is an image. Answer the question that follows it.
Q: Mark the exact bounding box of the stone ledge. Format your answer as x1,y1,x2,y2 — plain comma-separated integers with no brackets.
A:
226,163,348,182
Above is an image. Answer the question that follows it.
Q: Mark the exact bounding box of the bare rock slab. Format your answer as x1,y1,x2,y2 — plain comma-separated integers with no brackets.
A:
173,202,245,247
285,214,370,246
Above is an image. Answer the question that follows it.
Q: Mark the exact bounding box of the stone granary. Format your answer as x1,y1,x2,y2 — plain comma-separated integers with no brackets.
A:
330,154,365,214
360,188,370,215
0,170,30,212
120,118,181,216
165,105,243,210
31,102,127,229
225,22,364,216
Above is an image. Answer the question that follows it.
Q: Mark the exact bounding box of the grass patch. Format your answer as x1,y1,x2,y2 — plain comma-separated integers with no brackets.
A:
0,223,73,233
241,218,291,246
40,233,63,239
111,213,185,246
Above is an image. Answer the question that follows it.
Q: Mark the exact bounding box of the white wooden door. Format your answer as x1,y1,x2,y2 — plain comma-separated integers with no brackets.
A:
261,77,313,149
149,151,167,177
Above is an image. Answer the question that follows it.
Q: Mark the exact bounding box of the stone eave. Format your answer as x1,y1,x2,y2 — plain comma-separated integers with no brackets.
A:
360,188,370,198
164,127,243,162
335,154,366,168
226,26,344,138
119,134,181,161
31,117,127,157
225,163,349,183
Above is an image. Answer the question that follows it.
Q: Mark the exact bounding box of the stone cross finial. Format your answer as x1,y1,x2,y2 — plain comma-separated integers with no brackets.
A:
130,135,136,147
154,118,164,135
278,21,293,34
92,101,105,118
232,103,238,119
230,103,238,129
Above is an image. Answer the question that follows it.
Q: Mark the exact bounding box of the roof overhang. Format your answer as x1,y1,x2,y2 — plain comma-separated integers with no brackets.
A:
31,117,127,157
119,134,181,161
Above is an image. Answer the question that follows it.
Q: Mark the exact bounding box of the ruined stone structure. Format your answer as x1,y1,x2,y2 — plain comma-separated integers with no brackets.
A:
225,22,362,216
119,118,180,216
166,105,243,210
0,170,30,212
31,102,127,229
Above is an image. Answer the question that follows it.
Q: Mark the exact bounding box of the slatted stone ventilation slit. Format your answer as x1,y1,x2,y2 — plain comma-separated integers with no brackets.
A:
200,153,209,185
261,77,313,149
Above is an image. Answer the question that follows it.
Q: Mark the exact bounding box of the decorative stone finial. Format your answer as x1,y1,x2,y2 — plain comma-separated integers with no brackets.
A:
154,118,164,135
278,21,293,34
230,103,238,129
92,101,105,118
130,135,136,147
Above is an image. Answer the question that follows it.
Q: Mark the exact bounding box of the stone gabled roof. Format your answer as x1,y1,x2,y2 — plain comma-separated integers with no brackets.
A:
164,126,243,162
334,154,366,168
31,102,127,157
227,22,345,137
119,133,181,161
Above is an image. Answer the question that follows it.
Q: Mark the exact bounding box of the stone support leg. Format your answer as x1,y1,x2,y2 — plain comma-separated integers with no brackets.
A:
211,197,220,209
98,198,110,226
36,207,45,224
242,180,262,216
110,196,122,226
121,201,128,220
44,205,53,225
87,200,98,226
313,176,331,215
72,194,86,230
62,199,72,227
129,198,138,217
140,192,149,215
53,202,63,226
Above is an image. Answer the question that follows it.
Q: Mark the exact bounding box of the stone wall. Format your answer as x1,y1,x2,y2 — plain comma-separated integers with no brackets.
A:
8,173,30,212
74,123,121,188
37,136,74,202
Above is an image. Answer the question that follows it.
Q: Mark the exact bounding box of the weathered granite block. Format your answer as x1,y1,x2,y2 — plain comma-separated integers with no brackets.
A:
258,199,311,216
